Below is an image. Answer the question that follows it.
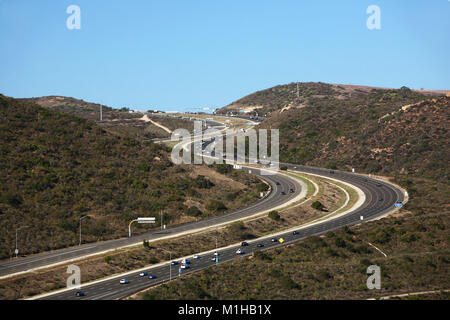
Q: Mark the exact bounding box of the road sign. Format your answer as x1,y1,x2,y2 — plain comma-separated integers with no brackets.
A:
137,217,156,224
14,249,18,255
279,238,284,244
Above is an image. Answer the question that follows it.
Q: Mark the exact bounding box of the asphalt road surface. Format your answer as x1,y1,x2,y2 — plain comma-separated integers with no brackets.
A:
39,163,403,300
0,168,300,278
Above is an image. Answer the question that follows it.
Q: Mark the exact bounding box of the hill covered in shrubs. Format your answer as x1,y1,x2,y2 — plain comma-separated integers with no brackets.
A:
0,95,261,259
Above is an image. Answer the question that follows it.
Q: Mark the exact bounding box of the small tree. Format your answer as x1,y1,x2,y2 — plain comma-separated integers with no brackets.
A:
268,210,281,221
280,166,288,171
311,201,324,211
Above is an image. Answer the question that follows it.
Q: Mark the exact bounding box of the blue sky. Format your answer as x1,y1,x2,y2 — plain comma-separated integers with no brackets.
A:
0,0,449,112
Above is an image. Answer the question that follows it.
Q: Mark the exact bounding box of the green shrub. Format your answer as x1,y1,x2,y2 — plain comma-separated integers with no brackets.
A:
205,200,227,213
149,257,159,264
268,210,281,221
311,201,324,211
185,206,203,217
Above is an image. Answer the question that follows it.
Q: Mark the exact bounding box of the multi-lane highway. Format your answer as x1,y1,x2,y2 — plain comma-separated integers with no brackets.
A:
0,168,301,278
37,164,404,300
5,114,405,300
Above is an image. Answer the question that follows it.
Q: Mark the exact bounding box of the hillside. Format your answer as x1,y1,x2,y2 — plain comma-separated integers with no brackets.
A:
136,84,450,300
217,82,448,116
219,82,449,183
21,96,139,121
20,96,194,141
0,95,262,259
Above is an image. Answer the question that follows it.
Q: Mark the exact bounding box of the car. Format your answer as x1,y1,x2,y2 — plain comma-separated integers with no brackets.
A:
211,256,218,261
379,198,383,201
271,237,278,242
293,166,297,169
148,275,157,279
330,170,335,174
181,264,190,269
213,251,220,256
171,261,179,265
193,254,201,259
257,243,264,248
293,230,299,235
236,248,245,255
377,183,382,187
139,272,148,277
75,290,85,297
181,258,191,264
119,279,129,284
241,241,249,246
275,181,280,185
289,188,295,193
281,191,286,195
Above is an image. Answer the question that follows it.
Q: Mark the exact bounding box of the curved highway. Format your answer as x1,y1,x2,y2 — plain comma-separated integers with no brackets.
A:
0,169,301,278
37,163,404,300
18,117,405,300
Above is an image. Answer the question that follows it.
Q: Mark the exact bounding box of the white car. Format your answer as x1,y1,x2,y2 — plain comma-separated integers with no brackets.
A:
119,279,129,284
181,264,190,269
214,251,220,256
193,254,201,259
236,248,245,255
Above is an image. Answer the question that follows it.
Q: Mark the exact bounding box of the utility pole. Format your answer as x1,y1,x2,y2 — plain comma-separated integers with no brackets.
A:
79,215,89,246
15,226,28,258
100,104,102,121
297,83,299,98
160,211,163,230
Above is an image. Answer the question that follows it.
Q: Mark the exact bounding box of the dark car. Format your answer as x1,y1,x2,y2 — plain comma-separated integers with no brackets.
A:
330,170,335,174
281,191,286,195
271,237,278,242
148,275,157,279
293,230,299,235
171,261,179,265
241,241,249,246
276,182,280,185
379,198,383,201
257,243,264,248
75,290,85,297
289,188,295,193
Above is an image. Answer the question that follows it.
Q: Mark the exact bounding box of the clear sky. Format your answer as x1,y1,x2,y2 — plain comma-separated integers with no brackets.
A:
0,0,449,112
